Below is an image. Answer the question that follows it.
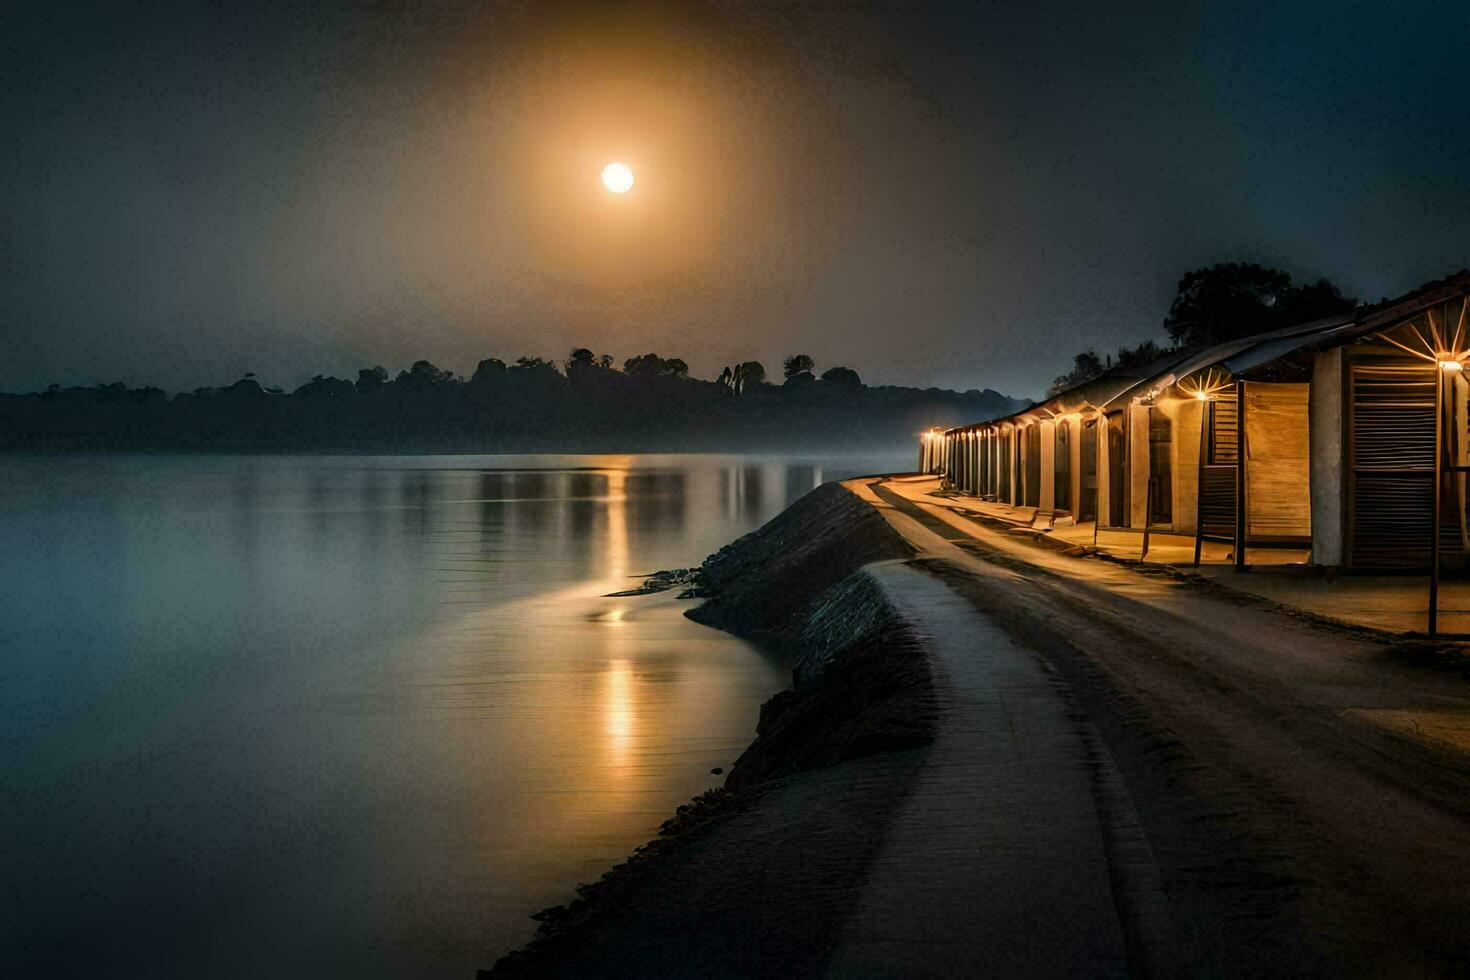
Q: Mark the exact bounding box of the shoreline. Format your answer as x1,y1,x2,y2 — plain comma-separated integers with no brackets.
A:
484,473,1470,976
482,482,936,977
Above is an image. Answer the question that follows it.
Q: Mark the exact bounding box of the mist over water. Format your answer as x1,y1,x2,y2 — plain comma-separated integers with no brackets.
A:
0,452,907,978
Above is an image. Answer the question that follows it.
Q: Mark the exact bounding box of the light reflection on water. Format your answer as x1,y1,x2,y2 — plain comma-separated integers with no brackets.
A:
0,452,906,978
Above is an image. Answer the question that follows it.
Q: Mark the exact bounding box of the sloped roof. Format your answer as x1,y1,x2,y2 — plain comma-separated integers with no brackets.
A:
942,269,1470,436
1109,312,1358,408
1169,270,1470,391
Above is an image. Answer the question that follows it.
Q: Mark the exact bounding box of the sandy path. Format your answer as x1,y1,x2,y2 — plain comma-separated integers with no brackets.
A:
826,561,1135,977
856,476,1470,974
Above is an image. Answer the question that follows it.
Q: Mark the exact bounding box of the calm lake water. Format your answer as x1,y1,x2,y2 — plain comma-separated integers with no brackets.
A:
0,453,907,978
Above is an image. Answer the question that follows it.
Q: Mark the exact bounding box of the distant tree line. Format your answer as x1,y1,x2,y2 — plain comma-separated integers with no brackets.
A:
1047,262,1358,395
1,347,1026,453
9,260,1356,452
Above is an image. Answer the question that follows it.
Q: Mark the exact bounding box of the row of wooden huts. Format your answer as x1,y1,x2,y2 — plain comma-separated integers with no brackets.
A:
919,272,1470,627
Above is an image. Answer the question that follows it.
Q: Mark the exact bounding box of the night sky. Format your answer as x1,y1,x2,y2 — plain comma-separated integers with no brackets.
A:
3,1,1468,399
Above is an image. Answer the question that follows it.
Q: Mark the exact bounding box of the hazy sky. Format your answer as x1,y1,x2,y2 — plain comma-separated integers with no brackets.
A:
3,1,1468,398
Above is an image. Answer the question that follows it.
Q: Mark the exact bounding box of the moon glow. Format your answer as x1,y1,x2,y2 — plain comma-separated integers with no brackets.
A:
601,161,634,194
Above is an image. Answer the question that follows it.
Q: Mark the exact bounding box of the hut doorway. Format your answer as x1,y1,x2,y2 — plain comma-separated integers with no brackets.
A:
1244,382,1312,543
1106,411,1128,526
1055,421,1072,513
1148,408,1173,527
1024,424,1042,507
1080,419,1098,522
1198,395,1239,543
1000,430,1014,503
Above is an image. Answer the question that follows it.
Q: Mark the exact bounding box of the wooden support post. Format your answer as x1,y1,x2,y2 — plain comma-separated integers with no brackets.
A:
1125,406,1132,532
1431,366,1442,636
1093,418,1102,550
1142,475,1152,559
1194,400,1208,567
1141,406,1152,560
1235,382,1247,572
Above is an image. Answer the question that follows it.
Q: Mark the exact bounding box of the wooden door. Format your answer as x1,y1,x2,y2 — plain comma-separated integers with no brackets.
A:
1024,424,1041,507
1148,408,1173,526
1080,420,1098,522
1245,383,1311,541
1106,412,1127,526
1055,421,1072,513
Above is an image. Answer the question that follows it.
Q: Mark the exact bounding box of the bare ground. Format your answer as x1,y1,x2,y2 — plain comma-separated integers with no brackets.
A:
486,479,1470,977
865,476,1470,975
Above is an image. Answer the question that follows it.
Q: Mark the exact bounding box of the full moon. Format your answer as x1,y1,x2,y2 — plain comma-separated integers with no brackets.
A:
601,161,634,194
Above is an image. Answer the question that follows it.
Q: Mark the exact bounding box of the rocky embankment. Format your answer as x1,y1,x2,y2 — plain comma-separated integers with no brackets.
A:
484,483,940,977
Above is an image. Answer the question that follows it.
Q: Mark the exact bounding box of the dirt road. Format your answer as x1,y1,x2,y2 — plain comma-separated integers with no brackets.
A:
859,475,1470,975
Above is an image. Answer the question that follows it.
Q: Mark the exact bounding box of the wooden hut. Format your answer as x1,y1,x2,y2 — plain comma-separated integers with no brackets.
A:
921,271,1470,623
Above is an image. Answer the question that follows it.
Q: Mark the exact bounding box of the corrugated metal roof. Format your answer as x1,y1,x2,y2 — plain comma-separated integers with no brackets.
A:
941,270,1470,435
1219,316,1360,376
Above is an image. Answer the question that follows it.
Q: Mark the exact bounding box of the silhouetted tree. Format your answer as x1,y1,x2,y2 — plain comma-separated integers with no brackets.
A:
470,358,506,385
356,366,389,391
820,366,862,387
623,353,659,377
504,355,564,395
565,348,601,385
783,354,815,379
396,360,455,387
1275,277,1356,326
1164,263,1356,348
623,353,686,379
509,356,561,386
735,361,766,392
1114,339,1168,372
597,353,615,370
222,377,265,398
0,347,1035,453
1048,349,1104,395
295,375,354,398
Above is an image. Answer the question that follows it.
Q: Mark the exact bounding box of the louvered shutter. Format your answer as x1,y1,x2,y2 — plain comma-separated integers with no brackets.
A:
1350,363,1434,568
1198,394,1238,540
